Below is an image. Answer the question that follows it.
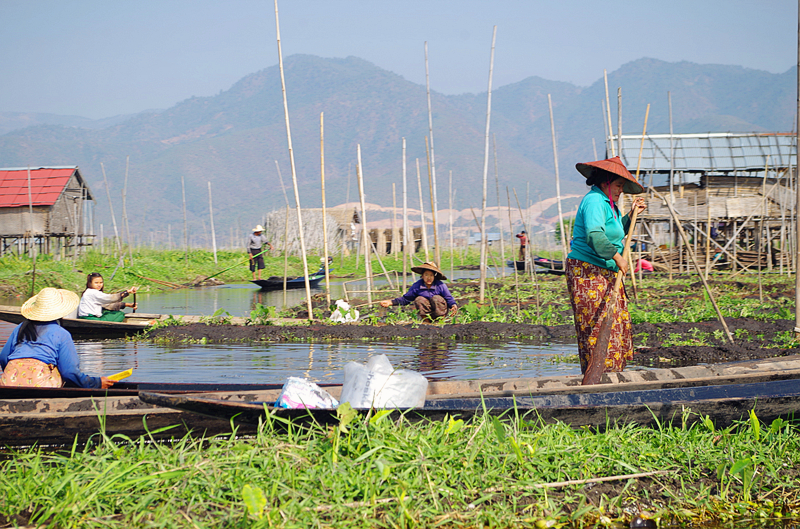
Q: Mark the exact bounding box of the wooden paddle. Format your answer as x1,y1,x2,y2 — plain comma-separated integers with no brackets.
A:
582,209,639,385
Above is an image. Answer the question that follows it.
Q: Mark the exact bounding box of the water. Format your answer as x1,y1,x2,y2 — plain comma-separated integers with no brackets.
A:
0,270,581,384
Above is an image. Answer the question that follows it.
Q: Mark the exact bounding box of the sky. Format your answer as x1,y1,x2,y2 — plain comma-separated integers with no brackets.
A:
0,0,795,120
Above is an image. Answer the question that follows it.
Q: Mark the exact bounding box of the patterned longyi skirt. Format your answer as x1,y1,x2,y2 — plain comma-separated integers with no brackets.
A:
0,358,63,387
566,258,634,374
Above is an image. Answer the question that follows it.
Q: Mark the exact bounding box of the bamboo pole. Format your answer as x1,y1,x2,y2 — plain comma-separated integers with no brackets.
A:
759,156,769,302
181,172,188,264
208,181,218,264
604,70,615,157
449,170,454,281
274,160,290,207
100,162,122,254
274,0,313,321
512,187,539,312
283,205,289,307
392,183,397,259
479,25,497,304
506,186,522,317
425,136,440,263
548,94,569,267
122,155,133,261
424,42,441,265
27,167,37,296
320,112,331,305
705,185,712,280
357,146,373,303
493,134,505,278
617,87,623,164
415,158,430,261
402,138,409,291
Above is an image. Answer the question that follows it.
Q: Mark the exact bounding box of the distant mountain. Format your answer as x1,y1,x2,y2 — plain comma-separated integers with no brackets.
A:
0,110,160,136
0,55,794,244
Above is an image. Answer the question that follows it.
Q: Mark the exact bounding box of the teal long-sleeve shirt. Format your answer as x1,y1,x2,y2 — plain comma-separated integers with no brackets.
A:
567,185,632,272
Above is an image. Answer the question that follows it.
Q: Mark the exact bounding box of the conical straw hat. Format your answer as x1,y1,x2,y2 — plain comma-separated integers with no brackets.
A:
411,261,447,281
20,288,80,322
575,156,644,195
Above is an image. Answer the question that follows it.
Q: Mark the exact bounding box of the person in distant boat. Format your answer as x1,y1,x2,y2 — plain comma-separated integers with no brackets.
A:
247,224,274,280
77,273,138,322
379,262,457,320
515,230,528,261
567,156,646,374
0,288,114,388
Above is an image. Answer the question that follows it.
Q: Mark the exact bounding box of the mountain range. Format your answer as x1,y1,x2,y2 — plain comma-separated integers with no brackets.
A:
0,55,794,244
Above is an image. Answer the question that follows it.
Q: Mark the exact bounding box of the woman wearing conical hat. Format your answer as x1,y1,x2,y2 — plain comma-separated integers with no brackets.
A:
379,262,458,320
0,288,115,388
567,157,647,374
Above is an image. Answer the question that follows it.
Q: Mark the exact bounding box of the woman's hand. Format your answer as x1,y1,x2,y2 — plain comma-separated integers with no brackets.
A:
449,305,458,317
126,303,138,310
630,197,647,216
613,253,629,275
100,377,116,389
379,300,392,308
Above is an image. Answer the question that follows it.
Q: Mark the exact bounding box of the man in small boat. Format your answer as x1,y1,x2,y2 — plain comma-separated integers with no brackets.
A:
378,262,457,320
515,230,527,261
247,224,274,280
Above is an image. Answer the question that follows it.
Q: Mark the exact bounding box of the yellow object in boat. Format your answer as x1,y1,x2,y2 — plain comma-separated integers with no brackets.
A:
108,369,133,381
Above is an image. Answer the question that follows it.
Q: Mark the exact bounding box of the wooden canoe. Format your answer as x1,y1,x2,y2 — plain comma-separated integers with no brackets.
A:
251,273,325,291
6,355,800,447
139,376,800,431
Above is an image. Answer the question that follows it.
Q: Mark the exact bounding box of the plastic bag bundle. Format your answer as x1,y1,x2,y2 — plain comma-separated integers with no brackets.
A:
329,299,359,323
339,354,428,409
275,377,339,409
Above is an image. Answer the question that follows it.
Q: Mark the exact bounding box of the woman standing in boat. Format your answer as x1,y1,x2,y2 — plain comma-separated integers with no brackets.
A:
0,288,114,388
77,273,138,322
567,156,646,374
378,262,457,320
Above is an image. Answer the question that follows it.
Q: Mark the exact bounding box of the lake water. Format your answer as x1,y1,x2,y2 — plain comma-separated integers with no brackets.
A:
0,269,582,384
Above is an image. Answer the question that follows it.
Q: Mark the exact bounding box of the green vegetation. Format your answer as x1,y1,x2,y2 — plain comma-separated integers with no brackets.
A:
2,406,800,527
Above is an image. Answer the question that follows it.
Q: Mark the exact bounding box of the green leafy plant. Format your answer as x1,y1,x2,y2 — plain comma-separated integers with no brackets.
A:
246,303,276,325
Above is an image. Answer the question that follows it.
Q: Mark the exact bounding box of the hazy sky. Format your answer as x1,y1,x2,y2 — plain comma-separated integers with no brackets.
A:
0,0,795,119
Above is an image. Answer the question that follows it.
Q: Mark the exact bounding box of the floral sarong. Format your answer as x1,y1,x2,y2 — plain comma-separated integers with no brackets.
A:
566,258,633,374
0,358,63,387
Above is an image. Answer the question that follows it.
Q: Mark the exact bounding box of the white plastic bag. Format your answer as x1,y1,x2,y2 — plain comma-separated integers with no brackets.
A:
339,354,428,409
329,299,359,323
275,377,339,409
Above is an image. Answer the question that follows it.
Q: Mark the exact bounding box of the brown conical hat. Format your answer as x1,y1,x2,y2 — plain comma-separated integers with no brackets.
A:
411,261,447,281
21,288,80,322
575,156,644,195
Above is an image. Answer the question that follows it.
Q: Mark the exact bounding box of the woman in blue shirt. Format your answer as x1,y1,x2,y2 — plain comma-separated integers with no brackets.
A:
379,262,457,320
0,288,114,388
566,156,646,374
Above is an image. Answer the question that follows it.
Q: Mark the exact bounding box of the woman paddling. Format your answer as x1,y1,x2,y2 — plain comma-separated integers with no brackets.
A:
379,262,457,320
0,288,114,388
567,156,646,374
77,273,138,322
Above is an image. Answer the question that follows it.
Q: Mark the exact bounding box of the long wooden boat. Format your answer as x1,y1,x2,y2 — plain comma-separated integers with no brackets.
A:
5,355,800,447
251,264,331,291
140,377,800,431
506,258,566,275
0,305,250,339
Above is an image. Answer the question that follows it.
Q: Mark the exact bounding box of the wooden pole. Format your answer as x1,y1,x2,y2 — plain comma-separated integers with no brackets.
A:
274,160,290,207
208,181,218,264
493,134,505,277
122,155,133,261
507,186,523,317
392,183,397,259
416,158,430,261
449,170,454,281
705,185,712,280
424,42,441,265
181,172,188,264
283,205,290,307
548,94,569,267
512,187,540,309
425,135,440,264
100,162,122,254
479,25,497,304
27,167,37,296
604,70,616,157
617,87,623,163
760,156,769,302
320,112,331,305
402,138,409,291
357,145,373,303
274,0,313,321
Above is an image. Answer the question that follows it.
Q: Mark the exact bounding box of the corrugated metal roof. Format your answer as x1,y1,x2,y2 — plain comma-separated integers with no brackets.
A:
0,167,78,208
616,132,796,173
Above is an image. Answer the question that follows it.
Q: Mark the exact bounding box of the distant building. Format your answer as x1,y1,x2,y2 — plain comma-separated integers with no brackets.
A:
0,166,94,257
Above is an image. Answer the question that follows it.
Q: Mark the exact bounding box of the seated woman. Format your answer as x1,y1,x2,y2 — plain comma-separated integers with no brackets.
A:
77,273,138,322
0,288,114,388
379,262,458,320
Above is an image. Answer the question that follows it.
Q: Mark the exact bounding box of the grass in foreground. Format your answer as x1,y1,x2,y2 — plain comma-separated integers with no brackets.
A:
2,407,800,528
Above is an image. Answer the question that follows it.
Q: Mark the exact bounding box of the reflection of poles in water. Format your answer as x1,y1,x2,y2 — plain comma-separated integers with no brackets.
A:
304,343,314,380
415,341,454,374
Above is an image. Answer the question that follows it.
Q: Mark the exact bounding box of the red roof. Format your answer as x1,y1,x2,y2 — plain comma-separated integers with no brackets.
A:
0,167,78,208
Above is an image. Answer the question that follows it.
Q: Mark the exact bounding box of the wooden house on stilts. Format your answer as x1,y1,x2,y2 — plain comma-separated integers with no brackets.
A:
0,166,95,258
618,132,796,274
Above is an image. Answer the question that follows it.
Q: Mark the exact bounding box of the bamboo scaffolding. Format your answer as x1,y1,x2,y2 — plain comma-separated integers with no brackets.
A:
274,0,313,320
320,112,331,305
479,25,497,304
424,42,441,265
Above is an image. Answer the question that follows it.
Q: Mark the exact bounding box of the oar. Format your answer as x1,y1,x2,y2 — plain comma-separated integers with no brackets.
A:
132,290,136,313
582,209,639,386
195,247,272,285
